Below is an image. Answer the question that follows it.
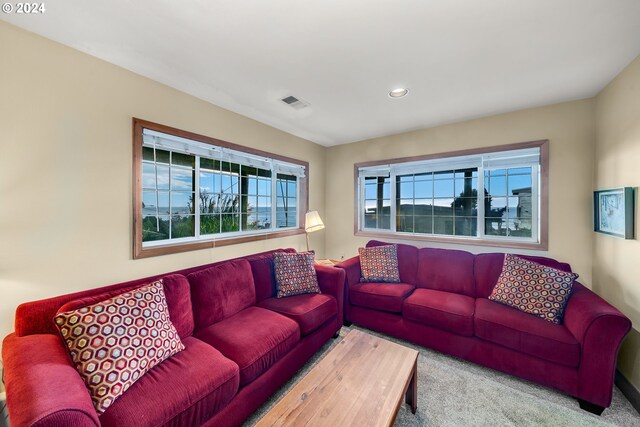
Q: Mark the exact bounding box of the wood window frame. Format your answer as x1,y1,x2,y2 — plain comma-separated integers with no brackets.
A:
133,118,308,259
354,139,549,251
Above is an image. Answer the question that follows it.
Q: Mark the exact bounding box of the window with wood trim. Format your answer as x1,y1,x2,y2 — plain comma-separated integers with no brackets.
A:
133,119,308,258
355,140,548,250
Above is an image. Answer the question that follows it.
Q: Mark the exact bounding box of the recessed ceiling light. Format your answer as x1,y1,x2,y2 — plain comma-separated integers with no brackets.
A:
388,88,408,98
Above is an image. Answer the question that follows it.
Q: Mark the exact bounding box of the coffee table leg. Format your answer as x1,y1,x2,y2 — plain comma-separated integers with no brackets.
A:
405,358,417,414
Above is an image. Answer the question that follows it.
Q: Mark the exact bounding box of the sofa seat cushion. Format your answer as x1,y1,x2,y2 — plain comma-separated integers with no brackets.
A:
195,306,300,386
258,294,337,336
350,283,415,313
475,299,581,367
403,289,475,336
100,336,239,427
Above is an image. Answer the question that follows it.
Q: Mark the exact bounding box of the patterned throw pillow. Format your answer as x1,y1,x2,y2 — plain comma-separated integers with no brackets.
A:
55,281,185,415
488,254,578,324
274,252,321,298
358,244,401,283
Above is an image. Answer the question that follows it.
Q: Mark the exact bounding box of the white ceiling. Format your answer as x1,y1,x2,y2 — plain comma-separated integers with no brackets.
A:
3,1,640,146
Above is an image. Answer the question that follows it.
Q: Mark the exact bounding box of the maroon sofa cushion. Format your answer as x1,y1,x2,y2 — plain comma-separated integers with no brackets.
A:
247,249,297,302
475,299,581,367
403,289,475,337
366,240,419,284
474,252,574,299
188,259,256,330
56,274,194,340
416,248,476,296
100,336,239,427
350,283,415,313
195,306,300,386
258,294,338,336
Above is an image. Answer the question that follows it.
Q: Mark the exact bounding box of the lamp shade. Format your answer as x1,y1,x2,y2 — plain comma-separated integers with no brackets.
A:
305,211,325,233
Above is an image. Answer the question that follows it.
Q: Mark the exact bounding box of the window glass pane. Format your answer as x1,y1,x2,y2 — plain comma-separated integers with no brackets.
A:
221,213,240,232
142,215,170,242
171,215,194,238
414,180,432,198
414,200,433,216
142,147,154,161
156,149,170,164
398,175,413,183
507,219,532,238
414,172,432,181
454,177,477,196
247,178,258,195
485,218,507,236
142,163,156,189
455,217,477,236
258,178,270,196
199,171,215,194
365,183,377,199
509,167,531,175
434,171,454,180
364,214,377,228
142,191,157,216
434,216,454,235
200,157,217,171
156,165,170,190
199,191,217,214
414,216,433,233
171,167,194,191
200,214,220,235
455,169,478,178
171,192,194,214
172,152,195,168
397,215,414,232
507,174,532,195
399,182,413,198
453,198,477,216
488,175,506,196
397,200,414,216
434,179,454,197
380,215,391,229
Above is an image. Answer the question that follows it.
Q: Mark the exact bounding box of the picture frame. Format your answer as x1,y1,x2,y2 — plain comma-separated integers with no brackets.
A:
593,187,635,239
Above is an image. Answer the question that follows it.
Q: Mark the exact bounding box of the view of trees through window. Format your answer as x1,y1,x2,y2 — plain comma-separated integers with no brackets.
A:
141,146,298,243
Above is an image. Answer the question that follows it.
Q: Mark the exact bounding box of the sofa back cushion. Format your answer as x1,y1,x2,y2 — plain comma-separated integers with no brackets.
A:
247,249,296,302
416,248,476,296
474,253,573,298
366,240,418,284
57,274,194,339
188,259,256,330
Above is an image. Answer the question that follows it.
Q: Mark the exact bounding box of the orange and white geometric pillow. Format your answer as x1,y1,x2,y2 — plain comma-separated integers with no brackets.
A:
274,251,321,298
358,244,401,283
55,280,184,415
488,254,578,324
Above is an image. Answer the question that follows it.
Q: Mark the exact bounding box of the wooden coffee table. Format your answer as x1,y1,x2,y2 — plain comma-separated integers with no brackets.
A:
255,329,419,426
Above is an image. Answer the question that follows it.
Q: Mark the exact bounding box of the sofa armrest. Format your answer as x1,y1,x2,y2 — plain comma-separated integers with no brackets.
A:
563,283,632,407
315,265,346,328
2,333,99,427
334,256,361,323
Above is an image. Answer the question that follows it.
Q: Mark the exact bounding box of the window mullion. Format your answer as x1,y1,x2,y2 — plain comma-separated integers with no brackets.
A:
390,173,397,232
271,166,277,231
478,164,485,238
194,156,201,239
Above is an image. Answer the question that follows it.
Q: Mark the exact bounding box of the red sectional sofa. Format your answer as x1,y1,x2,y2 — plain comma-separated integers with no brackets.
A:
336,240,631,415
2,248,345,427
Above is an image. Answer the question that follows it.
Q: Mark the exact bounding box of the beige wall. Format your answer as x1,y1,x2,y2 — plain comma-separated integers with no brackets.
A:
0,21,326,344
594,55,640,391
325,100,596,285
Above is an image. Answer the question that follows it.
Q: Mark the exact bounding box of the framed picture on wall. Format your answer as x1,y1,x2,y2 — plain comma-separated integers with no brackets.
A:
593,187,634,239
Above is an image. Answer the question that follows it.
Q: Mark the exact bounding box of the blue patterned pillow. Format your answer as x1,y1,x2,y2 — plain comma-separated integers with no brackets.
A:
488,254,578,324
273,252,320,298
358,244,401,283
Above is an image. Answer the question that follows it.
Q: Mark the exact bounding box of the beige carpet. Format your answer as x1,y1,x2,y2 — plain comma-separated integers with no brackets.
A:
245,326,640,426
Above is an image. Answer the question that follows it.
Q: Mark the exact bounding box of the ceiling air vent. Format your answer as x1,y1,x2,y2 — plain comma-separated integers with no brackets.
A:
281,95,309,110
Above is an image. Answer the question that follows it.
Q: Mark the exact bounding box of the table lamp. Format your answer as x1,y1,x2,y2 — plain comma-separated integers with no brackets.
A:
304,210,325,252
